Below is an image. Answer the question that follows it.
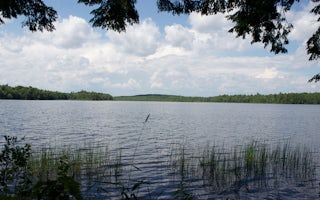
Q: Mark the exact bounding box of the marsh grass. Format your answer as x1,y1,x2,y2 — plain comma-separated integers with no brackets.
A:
170,141,317,195
24,140,317,199
28,144,123,189
169,143,199,180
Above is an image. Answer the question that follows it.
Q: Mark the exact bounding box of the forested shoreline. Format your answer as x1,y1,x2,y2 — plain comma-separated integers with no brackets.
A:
115,93,320,104
0,85,113,100
1,85,320,104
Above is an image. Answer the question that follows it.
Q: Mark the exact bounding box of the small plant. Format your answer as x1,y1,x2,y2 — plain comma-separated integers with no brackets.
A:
0,136,83,199
0,136,33,199
32,155,83,200
174,181,194,200
120,180,146,200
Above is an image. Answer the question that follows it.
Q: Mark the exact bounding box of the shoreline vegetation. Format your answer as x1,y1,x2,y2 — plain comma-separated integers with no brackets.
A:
1,84,320,104
0,85,113,101
115,93,320,104
0,136,318,199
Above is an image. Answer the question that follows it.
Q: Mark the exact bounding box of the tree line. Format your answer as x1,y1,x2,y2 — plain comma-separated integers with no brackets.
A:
1,84,320,104
115,93,320,104
0,85,113,100
208,93,320,104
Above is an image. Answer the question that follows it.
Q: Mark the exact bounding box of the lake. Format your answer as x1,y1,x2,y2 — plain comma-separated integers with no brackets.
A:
0,100,319,199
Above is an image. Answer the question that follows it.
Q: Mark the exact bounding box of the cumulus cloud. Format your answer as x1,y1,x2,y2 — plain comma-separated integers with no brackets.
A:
165,24,195,50
107,18,160,56
36,15,100,49
179,12,261,54
149,66,192,90
189,12,231,33
0,34,28,53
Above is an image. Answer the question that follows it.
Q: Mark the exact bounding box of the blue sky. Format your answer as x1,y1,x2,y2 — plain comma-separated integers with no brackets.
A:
0,1,319,96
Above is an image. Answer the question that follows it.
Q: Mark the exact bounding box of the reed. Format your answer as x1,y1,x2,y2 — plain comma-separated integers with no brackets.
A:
171,141,317,195
28,144,122,185
169,143,198,180
22,140,318,199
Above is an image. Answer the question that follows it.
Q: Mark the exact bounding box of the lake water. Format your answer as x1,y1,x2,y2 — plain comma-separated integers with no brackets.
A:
0,100,319,199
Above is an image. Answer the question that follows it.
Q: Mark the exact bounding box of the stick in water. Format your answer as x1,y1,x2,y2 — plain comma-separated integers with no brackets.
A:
144,113,150,123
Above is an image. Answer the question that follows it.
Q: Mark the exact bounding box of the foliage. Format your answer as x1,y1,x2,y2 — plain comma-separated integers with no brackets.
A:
208,92,320,104
0,85,68,100
0,85,113,101
5,84,320,104
115,92,320,104
69,90,113,101
0,136,83,199
0,0,319,63
309,73,320,83
32,156,83,200
307,1,320,61
78,0,139,32
0,0,57,31
0,136,32,199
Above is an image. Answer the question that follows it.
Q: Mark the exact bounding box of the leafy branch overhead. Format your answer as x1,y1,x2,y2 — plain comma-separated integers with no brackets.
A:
0,0,319,80
78,0,139,32
0,0,57,31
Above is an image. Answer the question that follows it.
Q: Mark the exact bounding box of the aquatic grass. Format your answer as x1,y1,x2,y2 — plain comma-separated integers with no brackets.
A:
170,141,317,196
268,143,317,182
2,135,318,199
169,144,197,199
29,147,72,181
169,143,198,181
28,144,123,183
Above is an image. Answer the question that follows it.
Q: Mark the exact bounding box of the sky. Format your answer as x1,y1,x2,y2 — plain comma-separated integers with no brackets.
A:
0,0,320,96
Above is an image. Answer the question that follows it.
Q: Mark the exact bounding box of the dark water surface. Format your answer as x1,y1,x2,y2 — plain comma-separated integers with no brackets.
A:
0,100,319,199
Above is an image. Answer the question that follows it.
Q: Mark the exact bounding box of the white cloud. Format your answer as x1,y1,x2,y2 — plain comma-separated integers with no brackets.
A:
165,24,195,49
149,67,190,89
112,78,141,89
147,45,190,60
189,12,231,33
107,18,160,56
36,15,100,49
180,12,261,54
0,34,28,53
255,68,282,79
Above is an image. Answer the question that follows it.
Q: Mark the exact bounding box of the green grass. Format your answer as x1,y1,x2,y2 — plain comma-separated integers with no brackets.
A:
29,144,122,184
169,141,317,195
20,141,319,199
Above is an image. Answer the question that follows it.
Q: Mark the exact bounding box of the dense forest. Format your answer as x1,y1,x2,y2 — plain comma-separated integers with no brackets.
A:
115,93,320,104
0,85,113,100
1,85,320,104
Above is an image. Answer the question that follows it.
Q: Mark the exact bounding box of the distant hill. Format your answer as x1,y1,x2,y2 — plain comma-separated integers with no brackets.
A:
115,93,320,104
0,85,113,100
114,94,206,102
